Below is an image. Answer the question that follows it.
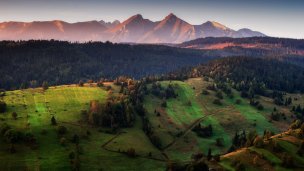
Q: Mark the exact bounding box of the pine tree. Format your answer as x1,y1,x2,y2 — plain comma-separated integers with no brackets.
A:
42,81,49,90
51,116,57,125
207,148,212,161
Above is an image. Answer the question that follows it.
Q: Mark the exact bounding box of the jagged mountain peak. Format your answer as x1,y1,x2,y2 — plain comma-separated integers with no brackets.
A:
165,13,178,19
202,21,231,30
0,14,266,43
126,14,145,23
162,13,185,23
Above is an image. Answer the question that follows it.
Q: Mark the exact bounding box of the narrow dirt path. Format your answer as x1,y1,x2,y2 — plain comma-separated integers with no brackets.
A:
161,113,215,151
162,106,234,152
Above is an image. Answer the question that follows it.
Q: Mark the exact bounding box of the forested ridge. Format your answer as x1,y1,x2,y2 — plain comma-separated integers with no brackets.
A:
0,40,213,90
181,57,304,93
179,37,304,67
180,37,304,50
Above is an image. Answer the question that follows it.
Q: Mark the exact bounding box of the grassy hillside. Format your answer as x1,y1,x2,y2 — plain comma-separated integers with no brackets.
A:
0,84,166,170
220,128,304,171
0,77,302,170
143,78,294,161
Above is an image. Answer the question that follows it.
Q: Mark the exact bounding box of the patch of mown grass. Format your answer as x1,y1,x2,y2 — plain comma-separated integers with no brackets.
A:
161,81,205,126
1,85,168,170
81,128,166,171
143,95,176,148
197,116,232,154
0,86,108,170
105,115,163,159
224,93,278,135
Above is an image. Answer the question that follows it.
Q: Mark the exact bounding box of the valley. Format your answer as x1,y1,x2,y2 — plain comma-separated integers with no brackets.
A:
1,1,304,170
1,73,303,170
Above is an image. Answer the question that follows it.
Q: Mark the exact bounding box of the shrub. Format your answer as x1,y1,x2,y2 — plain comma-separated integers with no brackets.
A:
0,90,5,97
207,84,217,91
257,104,264,111
42,81,49,90
51,116,57,125
97,82,104,87
191,160,209,171
192,124,213,137
0,101,7,113
57,126,68,135
150,134,162,149
241,91,248,98
24,132,36,144
161,100,167,108
235,99,242,104
213,154,221,162
12,112,18,120
213,99,222,105
191,152,204,161
4,129,23,143
216,138,224,147
105,86,112,91
290,120,301,130
0,123,11,135
186,101,192,106
40,129,48,135
72,134,80,145
78,80,84,87
215,91,223,99
126,148,136,157
207,148,212,161
60,137,67,146
69,151,75,159
202,90,209,95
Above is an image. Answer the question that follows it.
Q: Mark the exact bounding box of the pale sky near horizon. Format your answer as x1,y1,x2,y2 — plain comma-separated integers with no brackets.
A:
0,0,303,38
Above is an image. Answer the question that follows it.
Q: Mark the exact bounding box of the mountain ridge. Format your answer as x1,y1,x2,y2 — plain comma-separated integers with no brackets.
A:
0,13,266,43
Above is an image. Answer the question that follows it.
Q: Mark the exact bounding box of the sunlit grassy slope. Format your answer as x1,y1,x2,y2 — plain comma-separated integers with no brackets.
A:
0,77,298,170
0,85,165,171
143,78,292,161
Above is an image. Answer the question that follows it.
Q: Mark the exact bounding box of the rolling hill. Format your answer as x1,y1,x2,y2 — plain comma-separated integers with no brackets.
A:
1,57,304,170
0,77,303,170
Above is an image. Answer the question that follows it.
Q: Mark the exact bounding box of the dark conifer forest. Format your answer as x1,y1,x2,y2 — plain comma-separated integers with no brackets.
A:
176,57,304,93
0,40,213,90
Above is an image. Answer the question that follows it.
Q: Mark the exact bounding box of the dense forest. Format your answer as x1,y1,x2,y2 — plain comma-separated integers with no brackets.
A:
182,57,304,93
2,39,304,91
0,40,214,90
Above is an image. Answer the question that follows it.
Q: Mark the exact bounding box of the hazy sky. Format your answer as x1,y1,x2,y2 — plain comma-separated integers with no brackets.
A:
0,0,303,38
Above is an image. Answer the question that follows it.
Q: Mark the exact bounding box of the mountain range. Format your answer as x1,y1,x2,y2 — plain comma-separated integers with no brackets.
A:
0,13,266,43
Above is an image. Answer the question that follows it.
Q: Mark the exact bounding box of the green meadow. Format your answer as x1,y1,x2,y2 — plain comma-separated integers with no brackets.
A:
0,85,165,170
143,78,292,161
0,77,298,170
